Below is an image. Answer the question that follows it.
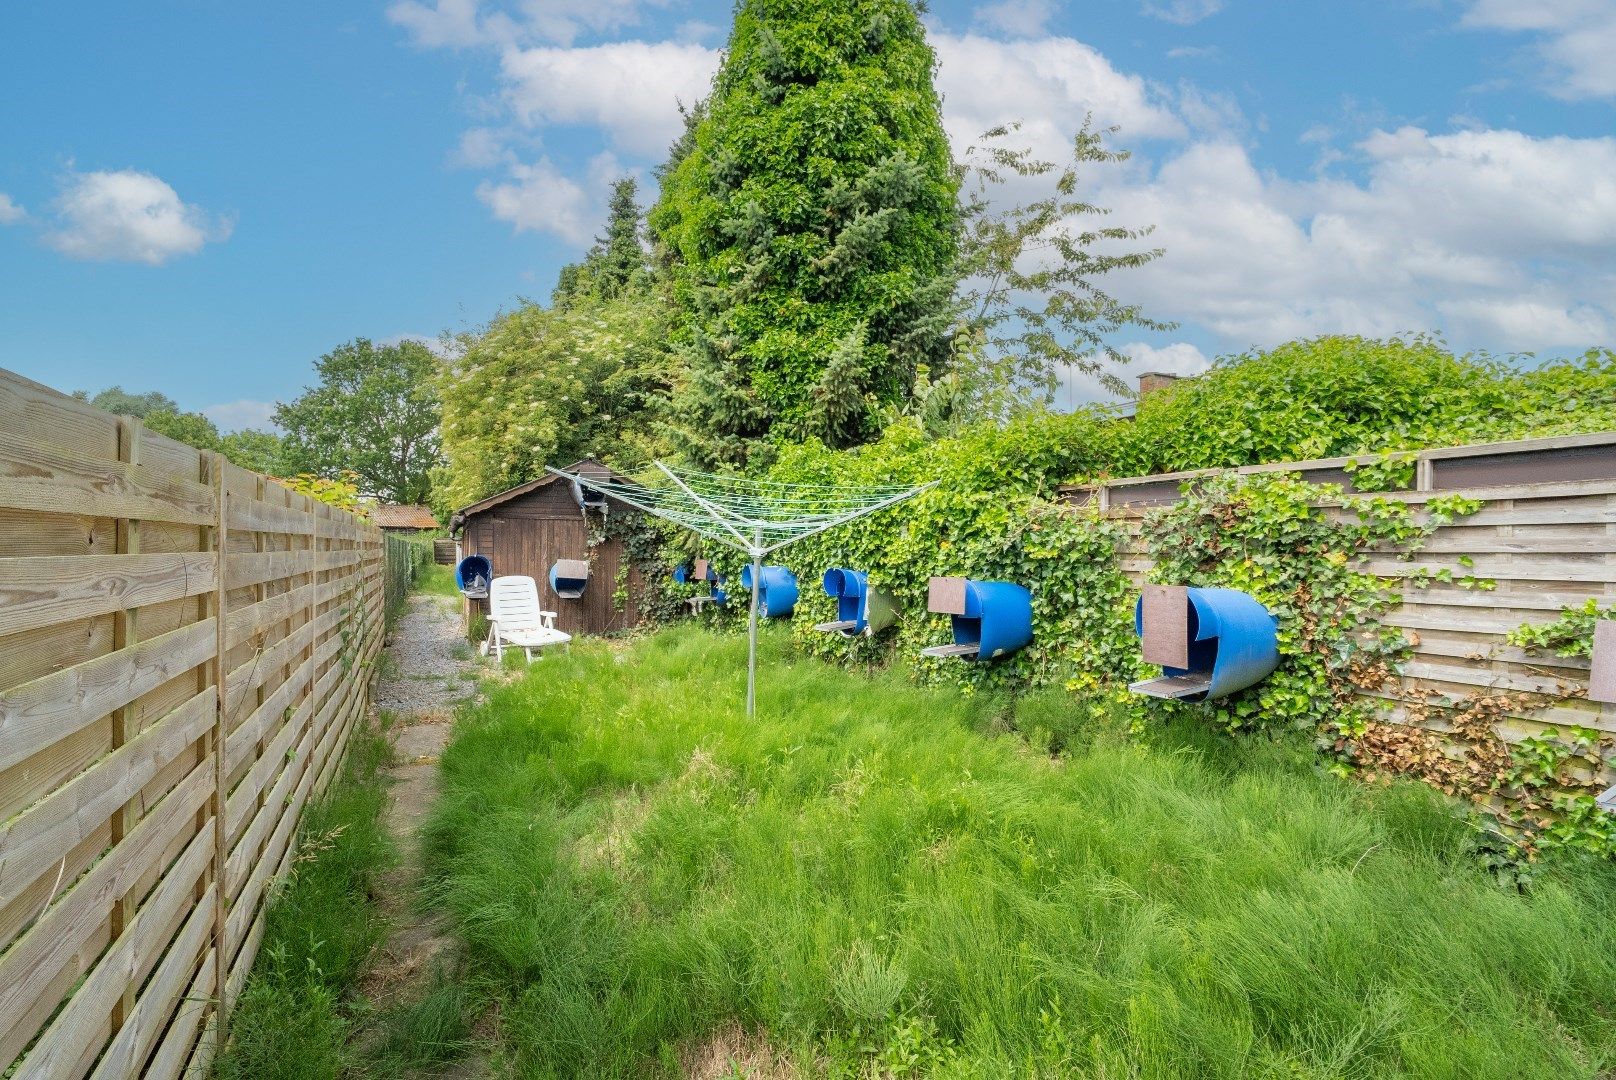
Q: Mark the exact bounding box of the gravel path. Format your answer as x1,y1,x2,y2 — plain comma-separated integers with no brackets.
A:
361,592,488,1075
373,593,478,715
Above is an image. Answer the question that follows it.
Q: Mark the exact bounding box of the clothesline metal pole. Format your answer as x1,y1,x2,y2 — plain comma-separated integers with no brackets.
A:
747,526,762,717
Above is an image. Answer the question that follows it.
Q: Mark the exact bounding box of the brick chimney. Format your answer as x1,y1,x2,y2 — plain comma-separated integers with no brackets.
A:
1138,371,1182,395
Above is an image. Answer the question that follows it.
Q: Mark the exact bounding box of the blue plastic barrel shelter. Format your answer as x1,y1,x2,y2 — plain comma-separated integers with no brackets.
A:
673,560,728,608
455,554,492,599
920,576,1032,661
1129,585,1279,702
571,478,608,514
548,558,591,600
816,568,900,636
740,564,798,618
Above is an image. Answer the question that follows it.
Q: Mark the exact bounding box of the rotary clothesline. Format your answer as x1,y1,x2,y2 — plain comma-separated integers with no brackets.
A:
548,462,932,556
544,461,934,714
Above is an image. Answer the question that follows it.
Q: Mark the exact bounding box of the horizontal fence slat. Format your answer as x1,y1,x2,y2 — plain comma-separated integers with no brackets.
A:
0,759,213,1066
0,618,215,773
0,428,214,527
0,688,212,912
226,496,316,536
0,552,216,640
89,881,216,1080
18,825,213,1076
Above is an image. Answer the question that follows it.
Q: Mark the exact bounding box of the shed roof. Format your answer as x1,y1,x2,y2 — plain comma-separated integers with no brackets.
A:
372,503,439,530
448,459,629,534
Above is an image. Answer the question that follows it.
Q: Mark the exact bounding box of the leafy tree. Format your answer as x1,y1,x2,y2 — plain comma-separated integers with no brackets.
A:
274,339,443,504
78,383,290,473
142,409,224,451
435,294,674,513
219,429,286,475
651,0,959,467
917,121,1171,430
77,385,181,418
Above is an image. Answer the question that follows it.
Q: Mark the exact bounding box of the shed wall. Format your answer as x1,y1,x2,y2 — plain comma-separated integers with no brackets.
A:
458,482,645,636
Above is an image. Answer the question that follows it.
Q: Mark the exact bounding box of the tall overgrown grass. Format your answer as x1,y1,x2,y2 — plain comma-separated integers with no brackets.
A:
215,723,395,1080
425,629,1616,1078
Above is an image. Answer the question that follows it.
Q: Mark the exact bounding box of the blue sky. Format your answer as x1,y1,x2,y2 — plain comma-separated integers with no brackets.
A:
1,1,1612,427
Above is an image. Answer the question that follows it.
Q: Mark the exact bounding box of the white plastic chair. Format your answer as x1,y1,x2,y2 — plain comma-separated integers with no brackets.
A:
485,575,572,662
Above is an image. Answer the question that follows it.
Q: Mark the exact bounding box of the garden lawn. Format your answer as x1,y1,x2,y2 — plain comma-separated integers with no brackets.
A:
426,629,1616,1079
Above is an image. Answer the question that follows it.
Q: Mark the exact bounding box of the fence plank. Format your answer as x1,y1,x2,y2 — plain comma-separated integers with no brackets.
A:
0,552,216,640
0,688,212,912
0,618,215,773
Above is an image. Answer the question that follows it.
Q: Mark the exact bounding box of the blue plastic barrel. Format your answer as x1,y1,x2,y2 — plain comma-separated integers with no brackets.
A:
1133,587,1278,701
672,564,692,584
455,555,491,598
548,559,589,600
953,580,1032,660
740,564,798,618
821,568,870,634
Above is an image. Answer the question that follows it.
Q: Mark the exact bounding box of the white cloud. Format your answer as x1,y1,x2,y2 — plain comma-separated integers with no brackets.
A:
1055,341,1210,406
451,127,514,169
203,399,279,432
46,170,231,265
1166,44,1218,59
1463,0,1616,100
1122,340,1211,376
932,32,1185,165
974,0,1056,38
0,193,24,224
1141,0,1224,26
499,40,718,156
1098,127,1616,350
476,156,596,243
389,0,653,49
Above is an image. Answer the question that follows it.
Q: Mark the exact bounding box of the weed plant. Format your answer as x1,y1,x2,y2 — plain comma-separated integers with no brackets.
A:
424,629,1616,1079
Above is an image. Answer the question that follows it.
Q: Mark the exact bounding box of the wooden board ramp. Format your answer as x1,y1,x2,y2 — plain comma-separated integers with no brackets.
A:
0,367,388,1078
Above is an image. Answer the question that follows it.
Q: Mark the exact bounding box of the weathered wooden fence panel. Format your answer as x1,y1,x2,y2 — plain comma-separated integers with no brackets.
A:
0,368,386,1078
1068,436,1616,745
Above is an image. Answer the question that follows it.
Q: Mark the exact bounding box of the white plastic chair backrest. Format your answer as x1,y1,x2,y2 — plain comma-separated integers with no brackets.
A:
489,576,546,632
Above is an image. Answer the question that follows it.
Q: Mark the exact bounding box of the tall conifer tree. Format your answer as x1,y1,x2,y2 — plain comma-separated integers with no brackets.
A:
652,0,958,468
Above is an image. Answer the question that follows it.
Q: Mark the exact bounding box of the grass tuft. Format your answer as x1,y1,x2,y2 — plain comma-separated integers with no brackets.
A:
425,628,1616,1079
215,725,395,1080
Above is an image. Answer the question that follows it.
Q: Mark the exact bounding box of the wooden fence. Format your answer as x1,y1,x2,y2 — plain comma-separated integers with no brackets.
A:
0,368,386,1078
1063,433,1616,747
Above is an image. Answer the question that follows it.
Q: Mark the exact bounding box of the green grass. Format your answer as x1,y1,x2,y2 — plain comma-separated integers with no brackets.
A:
425,628,1616,1079
215,723,396,1080
415,561,461,599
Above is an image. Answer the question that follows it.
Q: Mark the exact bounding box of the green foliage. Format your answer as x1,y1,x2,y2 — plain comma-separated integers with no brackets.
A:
424,631,1616,1078
434,292,674,514
140,407,223,450
275,337,443,504
277,471,367,514
1508,598,1612,659
651,0,959,465
559,177,647,306
78,383,286,472
1145,473,1434,735
77,384,179,417
218,428,286,474
938,120,1171,422
1115,338,1616,477
215,726,395,1080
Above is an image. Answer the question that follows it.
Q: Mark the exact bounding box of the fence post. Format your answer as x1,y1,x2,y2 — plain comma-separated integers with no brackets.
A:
211,451,230,1060
109,417,143,1035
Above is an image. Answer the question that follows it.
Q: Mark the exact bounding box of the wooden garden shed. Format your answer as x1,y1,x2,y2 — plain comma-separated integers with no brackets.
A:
448,460,648,636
